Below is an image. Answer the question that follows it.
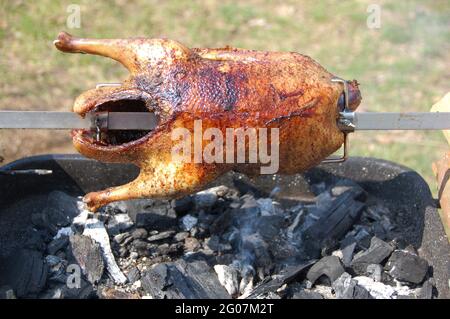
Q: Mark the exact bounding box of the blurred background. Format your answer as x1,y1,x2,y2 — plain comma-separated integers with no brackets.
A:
0,0,449,191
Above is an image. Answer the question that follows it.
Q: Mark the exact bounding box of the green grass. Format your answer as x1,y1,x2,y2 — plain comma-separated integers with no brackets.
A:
0,0,448,195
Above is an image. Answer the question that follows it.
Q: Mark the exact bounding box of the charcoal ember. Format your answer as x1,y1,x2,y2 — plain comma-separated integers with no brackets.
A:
43,191,80,227
171,196,194,216
141,259,231,299
384,250,429,284
301,188,365,259
132,239,149,256
353,227,372,250
23,228,49,252
287,283,323,299
290,288,323,299
246,261,315,299
38,284,64,299
68,235,104,285
241,233,272,275
184,237,201,252
254,215,284,241
339,241,356,267
306,256,345,286
99,287,139,299
126,267,141,283
45,255,68,284
157,243,170,255
173,231,190,242
332,272,371,299
31,212,58,235
106,213,134,236
256,198,281,215
418,279,435,299
125,200,176,229
214,265,240,296
351,237,394,274
169,242,183,254
366,264,383,282
113,232,131,245
210,209,237,235
193,188,219,209
147,230,175,242
353,276,396,299
0,249,48,298
118,246,129,258
180,214,198,231
47,235,69,255
131,228,148,239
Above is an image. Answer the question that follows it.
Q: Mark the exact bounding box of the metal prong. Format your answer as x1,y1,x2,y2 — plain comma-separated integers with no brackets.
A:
322,77,354,164
91,112,109,142
321,133,349,164
96,83,122,89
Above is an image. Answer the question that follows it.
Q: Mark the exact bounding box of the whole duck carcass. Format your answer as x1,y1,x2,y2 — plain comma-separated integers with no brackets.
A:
54,32,362,211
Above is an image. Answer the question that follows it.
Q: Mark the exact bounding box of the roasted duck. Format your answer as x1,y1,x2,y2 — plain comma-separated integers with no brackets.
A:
54,32,362,211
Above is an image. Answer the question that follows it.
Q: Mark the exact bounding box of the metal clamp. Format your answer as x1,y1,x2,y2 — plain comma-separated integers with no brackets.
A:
321,77,355,164
91,111,109,142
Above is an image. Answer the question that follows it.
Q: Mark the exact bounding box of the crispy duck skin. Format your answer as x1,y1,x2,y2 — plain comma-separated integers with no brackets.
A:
54,32,362,211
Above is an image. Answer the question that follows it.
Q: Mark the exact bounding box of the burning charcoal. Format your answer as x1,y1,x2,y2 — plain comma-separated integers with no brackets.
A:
353,276,396,299
241,233,272,276
306,256,345,286
141,259,231,299
126,267,141,283
418,279,435,299
45,255,68,284
125,200,177,229
147,230,175,242
99,287,139,299
47,235,69,255
366,264,383,282
194,188,218,209
210,209,237,235
157,243,170,255
83,218,127,284
287,282,323,299
354,227,372,249
214,265,240,296
171,196,194,216
180,214,198,231
254,215,284,242
132,239,149,256
384,250,429,284
173,231,190,242
68,235,104,285
118,247,129,258
351,237,394,274
106,213,134,236
1,249,48,298
43,191,80,227
339,242,356,267
292,289,324,299
31,212,58,235
301,188,365,259
131,228,148,239
246,261,315,299
331,272,371,299
184,237,201,252
113,232,131,245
